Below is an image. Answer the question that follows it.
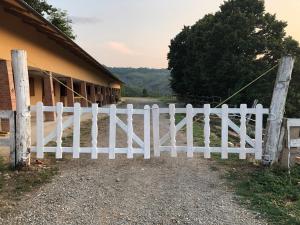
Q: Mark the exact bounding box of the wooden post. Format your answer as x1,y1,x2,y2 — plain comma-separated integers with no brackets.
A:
264,56,295,164
80,81,88,107
66,77,74,107
90,84,96,103
43,72,56,121
11,50,31,167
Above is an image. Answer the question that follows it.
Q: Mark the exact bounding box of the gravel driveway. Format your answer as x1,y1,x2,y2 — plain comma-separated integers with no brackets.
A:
2,98,267,225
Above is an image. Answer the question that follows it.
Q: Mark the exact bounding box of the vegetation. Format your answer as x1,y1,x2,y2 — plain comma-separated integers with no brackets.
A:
168,0,300,117
24,0,76,40
222,160,300,225
109,67,172,97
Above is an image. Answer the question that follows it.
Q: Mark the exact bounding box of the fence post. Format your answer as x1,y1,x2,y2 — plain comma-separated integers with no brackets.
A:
11,50,31,167
152,104,160,157
264,56,295,164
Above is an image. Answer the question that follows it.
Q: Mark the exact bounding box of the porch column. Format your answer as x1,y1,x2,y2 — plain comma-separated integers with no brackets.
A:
66,77,74,107
80,81,88,107
90,84,96,103
43,72,56,121
0,60,16,132
103,86,106,105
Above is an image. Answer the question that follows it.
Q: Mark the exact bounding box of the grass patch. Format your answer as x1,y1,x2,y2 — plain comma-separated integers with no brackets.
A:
224,163,300,225
0,155,58,205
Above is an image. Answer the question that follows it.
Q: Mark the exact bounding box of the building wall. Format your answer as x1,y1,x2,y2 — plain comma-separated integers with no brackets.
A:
0,7,121,89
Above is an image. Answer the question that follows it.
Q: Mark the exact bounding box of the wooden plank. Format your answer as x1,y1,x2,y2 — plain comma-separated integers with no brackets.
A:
11,50,31,166
239,104,247,159
152,104,160,157
127,104,133,158
109,104,116,159
204,104,211,158
186,104,193,158
56,102,63,158
36,102,44,159
91,103,98,159
116,117,144,148
255,104,263,160
169,104,177,157
264,56,295,163
221,104,228,159
144,105,151,159
72,103,81,158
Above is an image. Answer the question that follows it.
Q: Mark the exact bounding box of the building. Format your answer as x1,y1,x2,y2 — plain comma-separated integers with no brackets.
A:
0,0,122,130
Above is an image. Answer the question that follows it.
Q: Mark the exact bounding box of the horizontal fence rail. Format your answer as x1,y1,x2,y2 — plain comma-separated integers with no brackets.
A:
30,102,151,159
152,104,269,160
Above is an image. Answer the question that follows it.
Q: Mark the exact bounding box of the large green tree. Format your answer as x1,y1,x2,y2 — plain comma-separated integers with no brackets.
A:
24,0,76,40
168,0,300,115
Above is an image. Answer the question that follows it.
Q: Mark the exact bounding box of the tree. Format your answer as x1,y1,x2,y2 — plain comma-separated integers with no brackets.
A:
168,0,300,112
24,0,76,40
142,88,148,97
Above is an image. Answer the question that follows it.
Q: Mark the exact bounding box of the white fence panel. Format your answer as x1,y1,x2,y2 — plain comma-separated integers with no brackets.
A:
31,102,151,159
153,103,269,160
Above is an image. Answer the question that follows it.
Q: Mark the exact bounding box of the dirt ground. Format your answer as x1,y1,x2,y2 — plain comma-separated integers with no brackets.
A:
1,97,267,225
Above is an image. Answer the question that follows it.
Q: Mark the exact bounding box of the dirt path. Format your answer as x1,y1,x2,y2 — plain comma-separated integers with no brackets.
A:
2,98,267,225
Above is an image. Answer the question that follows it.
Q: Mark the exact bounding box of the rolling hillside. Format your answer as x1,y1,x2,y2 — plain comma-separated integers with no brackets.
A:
109,67,172,97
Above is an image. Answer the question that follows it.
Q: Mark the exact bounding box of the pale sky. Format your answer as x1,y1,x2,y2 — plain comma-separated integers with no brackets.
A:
48,0,300,68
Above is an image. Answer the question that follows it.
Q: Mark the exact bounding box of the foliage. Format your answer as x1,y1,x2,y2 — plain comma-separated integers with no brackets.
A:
109,67,172,97
168,0,300,116
142,88,149,97
24,0,76,40
225,164,300,225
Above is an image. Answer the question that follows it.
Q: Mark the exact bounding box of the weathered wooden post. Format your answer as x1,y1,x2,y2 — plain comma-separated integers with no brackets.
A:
11,50,31,167
264,56,295,164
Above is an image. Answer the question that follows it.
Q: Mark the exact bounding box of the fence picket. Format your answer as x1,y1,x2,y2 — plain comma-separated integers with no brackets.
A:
56,102,63,158
204,104,211,158
169,104,177,157
36,102,44,159
127,104,133,159
109,104,116,159
221,104,228,159
73,103,81,158
91,103,98,159
152,104,160,157
255,104,263,160
186,104,193,158
240,104,247,159
144,105,151,159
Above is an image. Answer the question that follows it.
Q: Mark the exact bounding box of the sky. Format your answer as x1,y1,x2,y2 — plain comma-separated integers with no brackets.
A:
48,0,300,68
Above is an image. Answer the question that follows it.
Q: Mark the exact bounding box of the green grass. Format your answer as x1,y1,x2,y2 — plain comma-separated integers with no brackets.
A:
224,164,300,225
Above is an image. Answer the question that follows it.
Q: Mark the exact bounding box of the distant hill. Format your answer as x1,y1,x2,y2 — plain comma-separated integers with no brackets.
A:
108,67,172,97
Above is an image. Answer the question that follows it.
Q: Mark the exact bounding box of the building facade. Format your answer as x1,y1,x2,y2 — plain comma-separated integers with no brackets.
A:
0,0,122,130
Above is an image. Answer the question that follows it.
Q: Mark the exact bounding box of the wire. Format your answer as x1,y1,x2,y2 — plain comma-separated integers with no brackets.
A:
215,64,279,108
192,64,278,124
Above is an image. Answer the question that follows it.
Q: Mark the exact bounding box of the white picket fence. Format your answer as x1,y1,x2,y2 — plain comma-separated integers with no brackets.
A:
30,102,269,160
152,104,269,160
30,102,151,159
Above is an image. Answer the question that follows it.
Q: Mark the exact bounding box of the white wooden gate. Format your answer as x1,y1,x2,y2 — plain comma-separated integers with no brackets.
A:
152,104,269,160
30,102,269,160
30,102,151,159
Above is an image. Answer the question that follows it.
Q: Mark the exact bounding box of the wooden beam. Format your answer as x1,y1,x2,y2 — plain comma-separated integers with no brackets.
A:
43,72,56,121
66,77,74,107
